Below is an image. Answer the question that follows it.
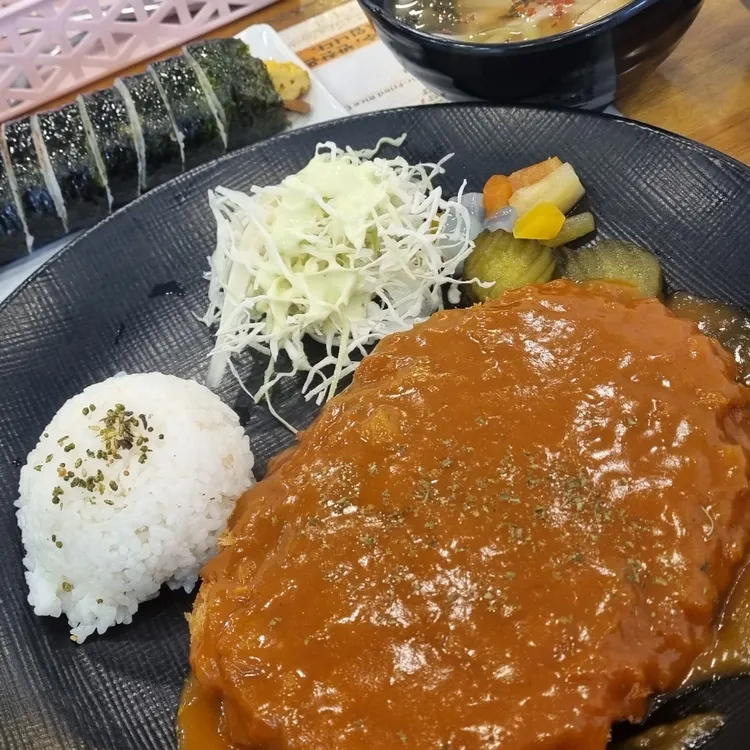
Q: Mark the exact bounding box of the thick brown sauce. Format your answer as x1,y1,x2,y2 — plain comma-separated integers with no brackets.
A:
687,562,750,683
666,294,750,687
176,680,728,750
179,285,750,749
613,714,724,750
177,674,235,750
666,293,750,387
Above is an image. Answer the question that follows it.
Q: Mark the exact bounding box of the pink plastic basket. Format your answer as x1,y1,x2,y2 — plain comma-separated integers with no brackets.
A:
0,0,277,122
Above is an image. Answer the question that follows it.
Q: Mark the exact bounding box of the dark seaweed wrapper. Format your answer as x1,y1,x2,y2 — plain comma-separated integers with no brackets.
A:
35,104,108,232
120,72,182,191
82,88,140,210
150,57,225,171
187,39,287,151
0,155,28,265
3,118,64,249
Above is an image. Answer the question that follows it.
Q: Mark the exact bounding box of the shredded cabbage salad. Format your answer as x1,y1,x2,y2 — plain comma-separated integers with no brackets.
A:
202,136,474,429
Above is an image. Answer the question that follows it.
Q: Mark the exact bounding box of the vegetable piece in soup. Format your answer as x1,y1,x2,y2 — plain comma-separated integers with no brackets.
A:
392,0,635,42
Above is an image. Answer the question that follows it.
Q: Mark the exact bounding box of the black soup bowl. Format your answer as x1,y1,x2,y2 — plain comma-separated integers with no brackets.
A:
356,0,702,108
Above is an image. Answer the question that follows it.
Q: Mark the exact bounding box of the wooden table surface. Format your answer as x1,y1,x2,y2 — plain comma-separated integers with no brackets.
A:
52,0,750,165
616,0,750,165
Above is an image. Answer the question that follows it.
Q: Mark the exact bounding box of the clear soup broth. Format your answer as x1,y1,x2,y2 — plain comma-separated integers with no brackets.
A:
392,0,635,43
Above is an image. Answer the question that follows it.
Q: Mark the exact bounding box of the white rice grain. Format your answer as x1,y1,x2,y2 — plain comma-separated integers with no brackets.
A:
16,372,255,643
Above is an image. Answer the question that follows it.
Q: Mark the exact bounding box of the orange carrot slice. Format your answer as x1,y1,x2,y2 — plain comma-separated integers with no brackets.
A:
483,175,514,216
508,157,563,192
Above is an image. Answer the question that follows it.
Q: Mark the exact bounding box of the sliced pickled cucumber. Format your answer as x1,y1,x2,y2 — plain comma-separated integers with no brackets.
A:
559,240,662,298
464,229,555,302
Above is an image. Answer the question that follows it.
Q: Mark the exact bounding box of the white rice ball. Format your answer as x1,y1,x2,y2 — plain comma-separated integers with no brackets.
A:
16,372,255,643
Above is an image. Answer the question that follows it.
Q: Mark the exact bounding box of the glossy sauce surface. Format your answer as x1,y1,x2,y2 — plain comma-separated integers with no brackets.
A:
178,674,236,750
177,674,232,750
668,293,750,687
613,714,724,750
184,281,750,749
687,559,750,683
666,292,750,387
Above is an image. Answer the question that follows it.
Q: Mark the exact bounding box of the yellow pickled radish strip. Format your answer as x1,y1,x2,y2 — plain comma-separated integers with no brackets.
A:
513,202,566,240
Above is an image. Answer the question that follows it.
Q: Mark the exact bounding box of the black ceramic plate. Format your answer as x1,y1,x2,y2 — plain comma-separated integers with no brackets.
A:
1,104,750,750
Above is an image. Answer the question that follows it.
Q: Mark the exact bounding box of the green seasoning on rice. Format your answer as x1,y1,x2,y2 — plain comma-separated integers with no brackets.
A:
15,372,255,643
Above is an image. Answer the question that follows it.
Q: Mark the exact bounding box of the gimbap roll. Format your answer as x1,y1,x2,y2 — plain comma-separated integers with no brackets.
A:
32,103,109,233
2,118,64,248
79,87,140,211
0,152,29,265
185,40,287,152
148,56,225,171
180,53,227,150
115,73,182,192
